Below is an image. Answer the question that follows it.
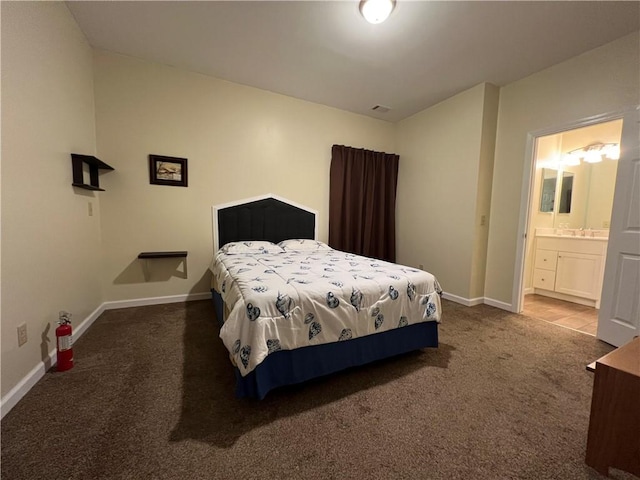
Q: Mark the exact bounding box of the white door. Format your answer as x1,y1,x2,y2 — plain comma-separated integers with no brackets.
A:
597,106,640,346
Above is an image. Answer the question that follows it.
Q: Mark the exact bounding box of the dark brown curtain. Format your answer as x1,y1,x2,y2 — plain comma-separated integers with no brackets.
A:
329,144,399,262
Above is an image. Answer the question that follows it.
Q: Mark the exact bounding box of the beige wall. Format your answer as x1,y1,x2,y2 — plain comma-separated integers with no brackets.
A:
585,160,618,229
469,84,500,299
93,51,396,301
395,83,497,301
485,31,640,306
1,2,101,398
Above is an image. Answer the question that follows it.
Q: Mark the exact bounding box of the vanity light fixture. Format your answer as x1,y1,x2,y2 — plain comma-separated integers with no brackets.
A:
562,152,582,166
359,0,396,24
562,143,620,165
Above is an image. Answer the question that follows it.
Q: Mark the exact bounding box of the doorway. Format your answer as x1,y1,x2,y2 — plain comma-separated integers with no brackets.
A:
516,116,623,335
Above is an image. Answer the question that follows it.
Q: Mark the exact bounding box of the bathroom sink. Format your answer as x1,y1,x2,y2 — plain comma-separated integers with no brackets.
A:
535,228,608,239
559,231,608,239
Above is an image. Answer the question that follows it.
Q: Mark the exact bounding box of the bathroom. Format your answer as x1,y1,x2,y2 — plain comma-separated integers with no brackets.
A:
521,119,622,335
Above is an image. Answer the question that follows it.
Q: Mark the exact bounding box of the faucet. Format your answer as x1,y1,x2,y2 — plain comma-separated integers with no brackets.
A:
579,227,585,237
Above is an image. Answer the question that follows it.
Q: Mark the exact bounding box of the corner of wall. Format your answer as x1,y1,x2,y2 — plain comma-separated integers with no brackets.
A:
469,84,500,299
1,1,103,403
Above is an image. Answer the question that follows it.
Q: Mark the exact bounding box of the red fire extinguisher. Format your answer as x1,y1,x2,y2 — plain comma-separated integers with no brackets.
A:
56,311,74,372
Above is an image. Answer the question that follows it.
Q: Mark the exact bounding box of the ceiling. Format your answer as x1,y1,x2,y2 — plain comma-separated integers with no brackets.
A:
66,1,640,123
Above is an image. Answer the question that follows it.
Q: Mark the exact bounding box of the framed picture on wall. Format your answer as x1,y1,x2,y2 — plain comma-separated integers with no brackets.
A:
149,155,188,187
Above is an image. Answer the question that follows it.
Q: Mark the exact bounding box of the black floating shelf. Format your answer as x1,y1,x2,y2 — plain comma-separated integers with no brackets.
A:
71,153,114,191
138,251,188,259
72,182,104,191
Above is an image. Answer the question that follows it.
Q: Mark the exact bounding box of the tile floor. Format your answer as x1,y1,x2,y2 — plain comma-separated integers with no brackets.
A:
522,294,599,336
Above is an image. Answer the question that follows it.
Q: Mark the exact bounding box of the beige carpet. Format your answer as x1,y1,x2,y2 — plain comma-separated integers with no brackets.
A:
1,299,634,479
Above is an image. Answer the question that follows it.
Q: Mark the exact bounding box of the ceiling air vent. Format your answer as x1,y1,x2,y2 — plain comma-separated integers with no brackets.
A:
371,105,391,113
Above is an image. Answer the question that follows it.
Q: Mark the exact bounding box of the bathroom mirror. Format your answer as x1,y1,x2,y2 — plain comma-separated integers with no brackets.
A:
548,161,618,229
558,172,574,214
539,168,557,213
532,120,621,232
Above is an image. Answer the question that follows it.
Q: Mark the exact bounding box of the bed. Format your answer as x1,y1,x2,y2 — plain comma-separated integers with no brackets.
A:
210,194,442,399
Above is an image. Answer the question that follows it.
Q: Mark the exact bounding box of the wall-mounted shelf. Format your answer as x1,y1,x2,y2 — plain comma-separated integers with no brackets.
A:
71,154,114,191
138,251,188,281
138,251,188,259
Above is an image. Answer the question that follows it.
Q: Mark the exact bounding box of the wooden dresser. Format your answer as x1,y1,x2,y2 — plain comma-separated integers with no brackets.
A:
585,336,640,477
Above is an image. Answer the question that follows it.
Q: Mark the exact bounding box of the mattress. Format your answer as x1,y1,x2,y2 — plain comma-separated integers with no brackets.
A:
210,242,442,376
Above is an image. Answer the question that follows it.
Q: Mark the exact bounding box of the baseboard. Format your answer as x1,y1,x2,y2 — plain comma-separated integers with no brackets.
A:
0,302,105,419
531,289,596,308
441,292,484,307
524,287,534,295
73,303,106,343
1,353,52,420
442,292,514,312
1,291,211,419
483,297,514,312
103,292,212,310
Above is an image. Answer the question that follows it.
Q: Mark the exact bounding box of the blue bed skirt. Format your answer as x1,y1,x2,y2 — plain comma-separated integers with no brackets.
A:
212,290,439,399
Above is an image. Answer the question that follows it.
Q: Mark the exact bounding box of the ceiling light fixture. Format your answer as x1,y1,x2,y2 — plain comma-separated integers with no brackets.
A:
359,0,396,24
562,143,620,166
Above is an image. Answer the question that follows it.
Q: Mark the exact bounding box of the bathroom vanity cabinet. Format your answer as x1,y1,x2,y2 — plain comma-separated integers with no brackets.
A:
533,233,607,308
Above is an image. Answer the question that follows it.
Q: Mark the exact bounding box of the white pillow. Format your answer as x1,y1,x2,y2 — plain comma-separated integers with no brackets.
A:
220,241,284,255
278,239,332,252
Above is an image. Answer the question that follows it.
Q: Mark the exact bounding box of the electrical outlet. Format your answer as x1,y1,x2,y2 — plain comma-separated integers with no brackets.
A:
88,201,93,217
419,264,424,270
602,220,610,228
17,323,27,347
480,215,486,226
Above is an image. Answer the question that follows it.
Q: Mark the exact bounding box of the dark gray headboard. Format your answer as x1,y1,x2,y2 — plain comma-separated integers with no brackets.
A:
212,194,317,250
